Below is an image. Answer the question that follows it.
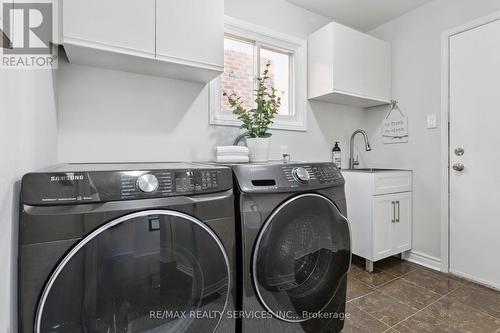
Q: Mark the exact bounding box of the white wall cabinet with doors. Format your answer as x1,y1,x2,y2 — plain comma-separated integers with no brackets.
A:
343,170,412,272
63,0,224,83
308,22,391,108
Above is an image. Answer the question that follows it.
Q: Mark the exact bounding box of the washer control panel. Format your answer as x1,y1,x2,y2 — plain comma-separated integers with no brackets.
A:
22,165,233,205
118,170,225,200
310,164,343,184
292,167,311,184
233,162,344,193
137,174,160,193
174,170,220,193
283,163,342,185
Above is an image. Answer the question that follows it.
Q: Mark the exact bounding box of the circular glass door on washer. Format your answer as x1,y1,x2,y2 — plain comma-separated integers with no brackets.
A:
250,195,350,333
18,163,236,333
37,212,229,333
233,162,351,333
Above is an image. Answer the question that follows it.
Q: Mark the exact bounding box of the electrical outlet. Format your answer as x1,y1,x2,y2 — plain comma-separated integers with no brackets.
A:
427,114,437,129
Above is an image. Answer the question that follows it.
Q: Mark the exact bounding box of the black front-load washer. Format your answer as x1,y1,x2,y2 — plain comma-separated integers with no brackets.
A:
19,163,236,333
232,162,351,333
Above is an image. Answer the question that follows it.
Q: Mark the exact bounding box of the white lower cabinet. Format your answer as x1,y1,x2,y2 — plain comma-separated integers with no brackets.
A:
373,192,412,260
343,170,412,272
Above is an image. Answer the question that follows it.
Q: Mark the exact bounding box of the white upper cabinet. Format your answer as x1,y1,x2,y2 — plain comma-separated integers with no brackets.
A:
308,22,391,108
330,23,365,98
63,0,224,83
64,0,156,55
364,34,391,101
156,0,224,69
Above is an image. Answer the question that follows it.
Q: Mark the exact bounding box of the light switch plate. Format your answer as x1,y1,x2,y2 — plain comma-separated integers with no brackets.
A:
427,114,437,129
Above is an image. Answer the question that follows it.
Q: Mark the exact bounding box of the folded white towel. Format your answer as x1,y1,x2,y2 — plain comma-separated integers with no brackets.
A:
216,146,249,156
216,155,250,164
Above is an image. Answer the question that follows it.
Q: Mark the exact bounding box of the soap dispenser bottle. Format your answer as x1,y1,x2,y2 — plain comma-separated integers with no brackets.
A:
332,141,341,169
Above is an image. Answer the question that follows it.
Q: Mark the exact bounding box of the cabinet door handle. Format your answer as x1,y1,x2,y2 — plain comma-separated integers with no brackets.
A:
391,201,396,223
396,201,400,223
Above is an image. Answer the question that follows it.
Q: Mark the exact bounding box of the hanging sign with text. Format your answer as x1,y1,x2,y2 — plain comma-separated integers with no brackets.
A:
382,101,408,144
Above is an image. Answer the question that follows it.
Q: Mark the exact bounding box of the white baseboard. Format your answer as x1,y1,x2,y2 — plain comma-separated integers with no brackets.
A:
404,250,441,272
449,269,500,291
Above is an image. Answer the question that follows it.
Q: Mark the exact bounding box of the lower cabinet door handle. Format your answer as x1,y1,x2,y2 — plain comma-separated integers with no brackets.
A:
396,201,400,222
391,201,396,223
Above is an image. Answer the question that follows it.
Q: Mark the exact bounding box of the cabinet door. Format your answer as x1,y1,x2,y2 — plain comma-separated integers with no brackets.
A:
332,23,365,95
156,0,224,67
364,35,391,100
63,0,156,55
372,195,393,259
391,192,412,252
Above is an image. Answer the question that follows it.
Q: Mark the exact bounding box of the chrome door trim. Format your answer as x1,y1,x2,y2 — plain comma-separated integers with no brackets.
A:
252,193,351,323
34,209,231,333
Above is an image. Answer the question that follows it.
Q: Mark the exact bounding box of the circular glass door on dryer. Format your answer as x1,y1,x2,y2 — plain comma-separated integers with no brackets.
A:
253,194,351,322
35,210,230,333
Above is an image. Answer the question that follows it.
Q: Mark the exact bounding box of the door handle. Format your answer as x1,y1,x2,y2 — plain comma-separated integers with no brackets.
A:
396,201,400,223
391,201,396,223
453,163,465,172
454,147,465,156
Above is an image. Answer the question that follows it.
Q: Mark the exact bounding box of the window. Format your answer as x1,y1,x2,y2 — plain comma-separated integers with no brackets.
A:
210,17,307,131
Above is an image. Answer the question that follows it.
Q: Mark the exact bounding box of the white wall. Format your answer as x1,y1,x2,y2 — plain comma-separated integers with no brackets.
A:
57,0,368,166
225,0,328,39
0,70,58,332
363,0,500,261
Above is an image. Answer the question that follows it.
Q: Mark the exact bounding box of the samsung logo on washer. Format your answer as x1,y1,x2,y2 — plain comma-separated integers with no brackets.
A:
50,174,85,182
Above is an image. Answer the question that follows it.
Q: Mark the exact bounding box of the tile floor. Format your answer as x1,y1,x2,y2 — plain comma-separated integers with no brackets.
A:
343,256,500,332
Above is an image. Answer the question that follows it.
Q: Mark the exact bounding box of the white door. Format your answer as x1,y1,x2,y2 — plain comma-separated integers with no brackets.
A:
449,18,500,289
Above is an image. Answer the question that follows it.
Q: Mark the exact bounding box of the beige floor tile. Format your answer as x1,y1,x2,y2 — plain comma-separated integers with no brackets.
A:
375,258,416,277
342,302,390,333
423,297,500,333
402,268,463,295
347,276,376,302
446,285,500,319
394,310,459,333
377,278,441,309
349,265,398,288
351,291,419,327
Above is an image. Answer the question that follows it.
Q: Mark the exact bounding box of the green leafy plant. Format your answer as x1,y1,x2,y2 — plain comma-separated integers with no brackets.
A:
223,62,282,138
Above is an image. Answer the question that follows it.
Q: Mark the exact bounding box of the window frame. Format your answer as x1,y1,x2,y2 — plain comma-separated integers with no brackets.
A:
209,16,307,132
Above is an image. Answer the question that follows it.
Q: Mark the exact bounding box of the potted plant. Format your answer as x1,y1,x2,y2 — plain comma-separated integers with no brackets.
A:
223,62,282,163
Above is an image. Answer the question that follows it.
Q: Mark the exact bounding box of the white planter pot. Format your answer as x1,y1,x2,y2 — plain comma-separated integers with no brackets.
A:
246,137,270,163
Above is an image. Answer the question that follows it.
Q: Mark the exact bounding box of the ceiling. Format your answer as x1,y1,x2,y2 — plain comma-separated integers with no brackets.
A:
285,0,433,32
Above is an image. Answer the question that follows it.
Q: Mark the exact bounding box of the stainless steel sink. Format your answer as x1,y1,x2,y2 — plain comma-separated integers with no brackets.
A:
342,168,404,173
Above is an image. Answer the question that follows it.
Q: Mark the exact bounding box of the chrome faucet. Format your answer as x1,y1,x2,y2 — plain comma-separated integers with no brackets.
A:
349,130,372,169
233,133,248,146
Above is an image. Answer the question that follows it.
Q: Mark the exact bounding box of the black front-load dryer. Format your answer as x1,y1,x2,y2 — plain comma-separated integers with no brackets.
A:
19,163,236,333
233,162,351,333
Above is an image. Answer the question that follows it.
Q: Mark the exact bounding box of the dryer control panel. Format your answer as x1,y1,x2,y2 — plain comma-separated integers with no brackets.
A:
21,163,232,205
233,162,344,193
